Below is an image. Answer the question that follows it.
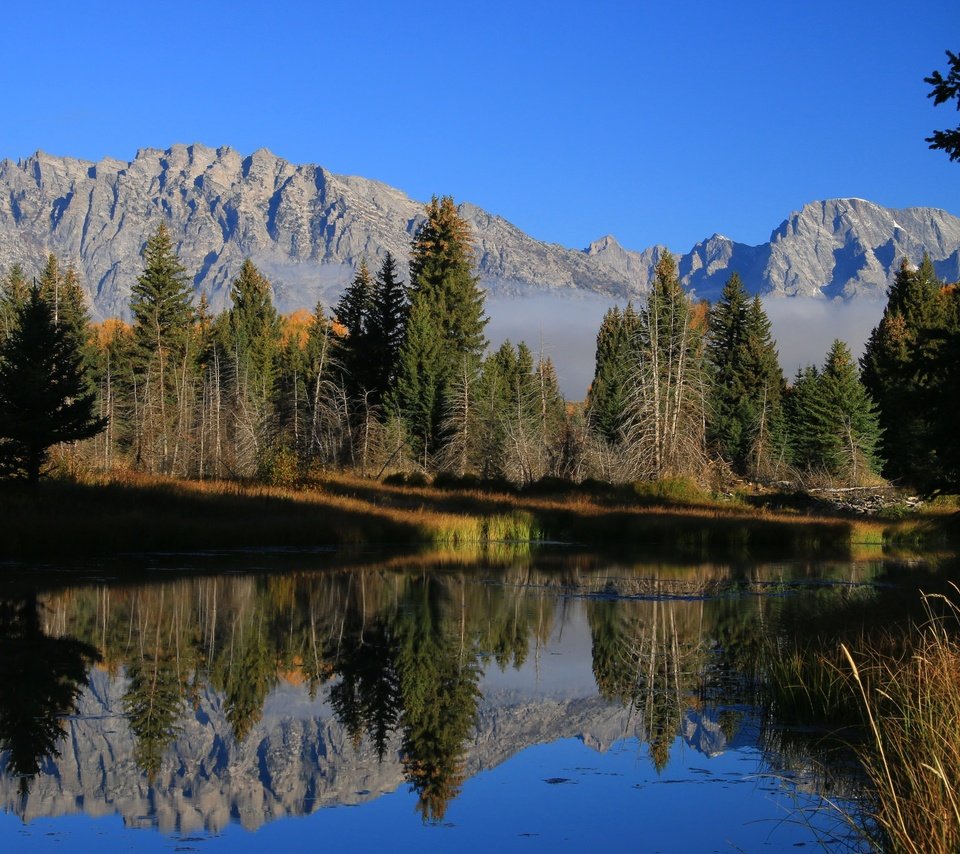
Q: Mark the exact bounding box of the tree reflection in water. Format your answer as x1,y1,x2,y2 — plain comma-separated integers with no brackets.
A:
0,555,908,827
0,595,99,796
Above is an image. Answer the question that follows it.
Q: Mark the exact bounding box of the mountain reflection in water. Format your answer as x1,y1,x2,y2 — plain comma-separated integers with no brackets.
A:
0,554,892,848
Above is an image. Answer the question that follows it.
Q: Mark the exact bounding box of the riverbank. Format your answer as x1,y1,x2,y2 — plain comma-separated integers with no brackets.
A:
2,471,954,562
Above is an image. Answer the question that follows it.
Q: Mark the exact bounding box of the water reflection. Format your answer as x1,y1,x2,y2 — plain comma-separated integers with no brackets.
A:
0,595,99,796
0,555,907,837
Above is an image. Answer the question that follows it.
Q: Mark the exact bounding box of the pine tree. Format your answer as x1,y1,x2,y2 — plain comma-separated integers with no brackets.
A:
534,352,567,478
392,297,443,462
925,49,960,162
0,596,99,795
131,224,195,356
785,365,830,473
742,297,787,473
393,197,486,458
705,274,748,460
36,259,91,355
223,260,282,392
0,287,107,484
932,286,960,488
473,345,513,480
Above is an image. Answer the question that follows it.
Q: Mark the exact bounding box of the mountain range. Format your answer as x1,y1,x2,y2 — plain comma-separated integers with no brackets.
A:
1,144,959,321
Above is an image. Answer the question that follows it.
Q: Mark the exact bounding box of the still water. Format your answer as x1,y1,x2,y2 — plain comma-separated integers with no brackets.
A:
1,549,935,852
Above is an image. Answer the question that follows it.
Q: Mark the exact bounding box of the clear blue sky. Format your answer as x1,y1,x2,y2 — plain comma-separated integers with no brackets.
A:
4,0,957,253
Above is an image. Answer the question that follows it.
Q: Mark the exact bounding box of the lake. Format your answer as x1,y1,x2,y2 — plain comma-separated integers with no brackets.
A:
2,547,945,852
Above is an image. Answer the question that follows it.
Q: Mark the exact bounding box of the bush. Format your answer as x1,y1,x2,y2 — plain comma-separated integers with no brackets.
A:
257,445,300,487
632,476,707,505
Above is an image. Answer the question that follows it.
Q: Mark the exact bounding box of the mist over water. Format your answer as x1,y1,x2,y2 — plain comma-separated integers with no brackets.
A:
485,294,888,400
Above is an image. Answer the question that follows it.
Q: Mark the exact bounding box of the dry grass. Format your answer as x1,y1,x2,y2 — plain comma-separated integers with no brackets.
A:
0,468,933,561
840,590,960,853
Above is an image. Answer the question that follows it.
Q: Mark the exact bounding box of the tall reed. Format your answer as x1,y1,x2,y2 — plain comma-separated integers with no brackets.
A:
841,588,960,853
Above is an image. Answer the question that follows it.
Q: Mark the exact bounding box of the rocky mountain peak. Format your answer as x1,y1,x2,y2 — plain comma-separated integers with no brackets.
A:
0,147,957,320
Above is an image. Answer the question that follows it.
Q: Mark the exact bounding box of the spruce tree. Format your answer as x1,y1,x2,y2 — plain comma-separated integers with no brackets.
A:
787,342,881,481
818,340,882,481
587,303,639,443
131,224,195,355
1,263,29,339
861,256,945,484
129,223,195,473
36,258,91,354
222,259,282,402
393,297,443,460
706,276,786,474
212,260,283,475
925,49,960,162
705,274,750,463
335,259,375,396
367,252,407,400
785,365,830,473
627,253,706,479
0,286,107,484
393,197,486,458
742,296,787,472
932,286,960,488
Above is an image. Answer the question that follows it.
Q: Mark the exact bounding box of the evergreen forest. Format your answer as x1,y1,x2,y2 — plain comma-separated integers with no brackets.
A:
1,195,958,494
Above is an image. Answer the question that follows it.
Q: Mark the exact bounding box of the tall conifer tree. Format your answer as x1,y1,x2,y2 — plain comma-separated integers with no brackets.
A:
0,263,28,339
335,259,374,396
706,275,785,473
0,287,107,483
787,342,881,481
587,303,639,443
393,197,486,457
367,252,407,401
861,256,945,484
625,253,706,479
129,223,195,473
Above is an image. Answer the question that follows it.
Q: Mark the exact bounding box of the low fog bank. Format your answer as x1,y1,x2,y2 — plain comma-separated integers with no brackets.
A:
762,296,886,378
485,294,887,400
485,295,612,401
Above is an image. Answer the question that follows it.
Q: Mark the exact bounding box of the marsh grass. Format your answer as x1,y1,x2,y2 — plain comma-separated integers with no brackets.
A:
839,589,960,854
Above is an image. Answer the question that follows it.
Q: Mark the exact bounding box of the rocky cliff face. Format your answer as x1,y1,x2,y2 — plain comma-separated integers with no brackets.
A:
1,145,958,320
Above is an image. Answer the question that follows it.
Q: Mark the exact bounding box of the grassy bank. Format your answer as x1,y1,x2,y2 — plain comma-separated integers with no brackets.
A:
2,470,952,561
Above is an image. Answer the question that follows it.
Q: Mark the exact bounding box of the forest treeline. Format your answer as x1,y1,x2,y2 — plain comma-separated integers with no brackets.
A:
1,195,958,491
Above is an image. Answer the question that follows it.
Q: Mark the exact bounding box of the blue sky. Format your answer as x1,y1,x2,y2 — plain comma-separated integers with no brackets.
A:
4,0,958,253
